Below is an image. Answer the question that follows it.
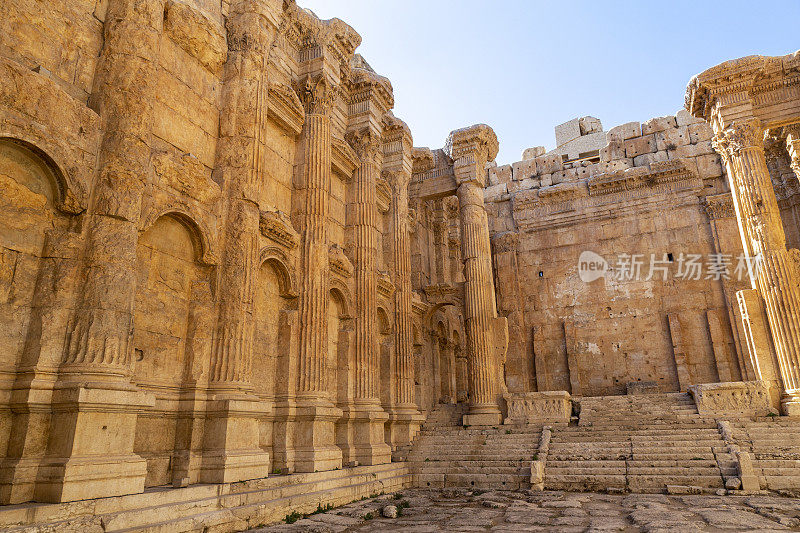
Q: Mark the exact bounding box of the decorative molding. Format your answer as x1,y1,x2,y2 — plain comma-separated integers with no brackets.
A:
259,208,300,249
376,175,392,214
332,135,359,179
267,82,305,136
329,244,354,278
377,271,395,299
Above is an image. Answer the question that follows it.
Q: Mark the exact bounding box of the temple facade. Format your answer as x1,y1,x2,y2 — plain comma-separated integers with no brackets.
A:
3,0,800,527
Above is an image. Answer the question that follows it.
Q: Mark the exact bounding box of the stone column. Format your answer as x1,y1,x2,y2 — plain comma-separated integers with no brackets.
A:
294,74,342,472
200,0,273,484
714,119,800,415
432,199,449,285
345,127,390,465
34,0,164,503
382,116,423,447
449,125,507,426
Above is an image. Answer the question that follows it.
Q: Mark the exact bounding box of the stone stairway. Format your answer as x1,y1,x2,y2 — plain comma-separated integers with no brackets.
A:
545,393,735,493
402,403,541,490
729,417,800,493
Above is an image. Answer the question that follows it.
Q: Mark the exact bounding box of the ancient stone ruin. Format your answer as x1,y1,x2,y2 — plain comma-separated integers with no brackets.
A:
2,0,800,530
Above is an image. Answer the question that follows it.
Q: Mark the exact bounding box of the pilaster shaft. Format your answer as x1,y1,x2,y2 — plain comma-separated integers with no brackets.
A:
392,174,415,406
298,112,331,397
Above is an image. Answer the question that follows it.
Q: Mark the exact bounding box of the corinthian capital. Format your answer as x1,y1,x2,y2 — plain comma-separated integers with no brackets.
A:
345,126,382,162
295,74,338,115
445,124,499,187
714,119,764,160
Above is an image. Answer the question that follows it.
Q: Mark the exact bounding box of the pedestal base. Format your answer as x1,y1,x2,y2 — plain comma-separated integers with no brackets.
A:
782,391,800,417
463,404,503,426
386,406,424,448
200,394,270,484
34,384,154,503
352,406,390,466
294,401,342,473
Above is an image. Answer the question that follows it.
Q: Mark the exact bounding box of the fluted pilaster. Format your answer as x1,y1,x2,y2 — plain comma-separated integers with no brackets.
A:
348,130,381,402
298,112,332,397
392,173,414,405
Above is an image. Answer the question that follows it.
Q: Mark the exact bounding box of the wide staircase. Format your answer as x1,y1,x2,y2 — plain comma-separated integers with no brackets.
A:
545,393,735,493
728,417,800,493
402,403,542,490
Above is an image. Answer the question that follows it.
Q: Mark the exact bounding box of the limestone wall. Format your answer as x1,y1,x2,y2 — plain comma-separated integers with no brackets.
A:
486,112,755,396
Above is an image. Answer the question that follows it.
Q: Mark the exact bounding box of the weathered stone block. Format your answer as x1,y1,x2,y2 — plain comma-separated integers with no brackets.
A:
641,115,677,135
503,391,572,424
607,121,642,142
688,381,779,417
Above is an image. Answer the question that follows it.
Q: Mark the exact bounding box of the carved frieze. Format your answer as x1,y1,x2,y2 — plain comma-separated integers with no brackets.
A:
377,271,395,299
702,193,735,220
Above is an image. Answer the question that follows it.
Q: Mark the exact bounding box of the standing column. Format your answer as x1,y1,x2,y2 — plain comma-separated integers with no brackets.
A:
432,199,449,284
383,116,423,447
36,0,164,503
200,0,273,484
449,125,507,426
714,119,800,415
345,127,390,465
293,74,342,472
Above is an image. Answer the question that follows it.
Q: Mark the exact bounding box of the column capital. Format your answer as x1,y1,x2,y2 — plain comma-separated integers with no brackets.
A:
446,124,499,188
712,118,764,162
345,126,382,162
295,74,339,115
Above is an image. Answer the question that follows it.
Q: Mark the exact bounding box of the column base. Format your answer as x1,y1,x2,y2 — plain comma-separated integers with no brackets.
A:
463,404,503,426
200,394,270,484
34,384,154,503
782,391,800,417
386,406,424,448
351,404,390,466
294,400,342,473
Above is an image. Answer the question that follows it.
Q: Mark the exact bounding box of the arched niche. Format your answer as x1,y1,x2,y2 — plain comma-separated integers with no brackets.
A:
132,212,211,487
0,138,76,371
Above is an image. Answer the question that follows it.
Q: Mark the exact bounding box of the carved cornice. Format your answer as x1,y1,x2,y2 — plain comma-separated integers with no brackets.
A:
331,135,359,179
259,208,300,249
329,244,354,278
347,58,394,117
513,159,703,230
377,270,395,299
267,82,305,136
685,50,800,123
412,147,435,174
701,193,735,220
411,292,428,318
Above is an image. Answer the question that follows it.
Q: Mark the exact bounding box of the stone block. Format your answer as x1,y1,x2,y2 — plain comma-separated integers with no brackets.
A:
656,126,690,151
694,153,723,178
607,121,642,142
641,115,677,135
624,135,657,158
522,146,546,160
676,108,706,127
688,122,713,144
511,158,536,181
535,154,563,175
633,150,668,167
599,140,626,162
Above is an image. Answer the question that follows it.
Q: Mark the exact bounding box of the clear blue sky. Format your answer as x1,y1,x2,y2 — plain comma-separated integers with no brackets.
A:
300,0,800,165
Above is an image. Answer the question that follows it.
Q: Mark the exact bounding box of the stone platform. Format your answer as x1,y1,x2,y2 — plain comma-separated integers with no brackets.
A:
0,464,411,532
